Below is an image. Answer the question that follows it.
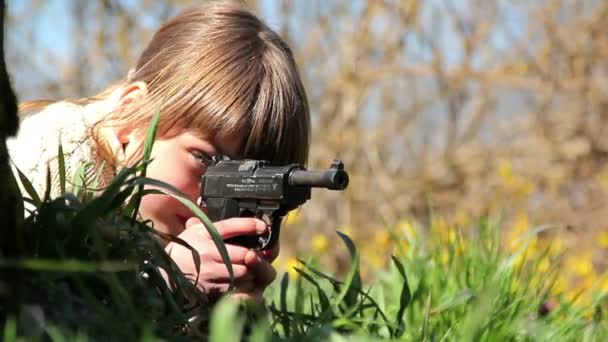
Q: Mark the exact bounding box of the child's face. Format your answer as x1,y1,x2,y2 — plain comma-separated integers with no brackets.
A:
135,130,244,237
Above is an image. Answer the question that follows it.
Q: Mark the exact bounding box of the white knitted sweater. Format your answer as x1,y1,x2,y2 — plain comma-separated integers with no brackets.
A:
7,101,103,201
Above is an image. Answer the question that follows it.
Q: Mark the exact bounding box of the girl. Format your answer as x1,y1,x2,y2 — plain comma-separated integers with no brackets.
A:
8,1,310,302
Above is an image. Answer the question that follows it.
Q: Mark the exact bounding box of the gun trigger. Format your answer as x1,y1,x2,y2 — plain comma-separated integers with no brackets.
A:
256,215,282,251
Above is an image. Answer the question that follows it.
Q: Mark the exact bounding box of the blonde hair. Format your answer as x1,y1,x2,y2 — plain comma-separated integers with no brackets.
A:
97,1,310,170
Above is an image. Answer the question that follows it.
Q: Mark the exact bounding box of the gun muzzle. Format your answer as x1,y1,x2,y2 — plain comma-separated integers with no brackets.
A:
288,160,349,190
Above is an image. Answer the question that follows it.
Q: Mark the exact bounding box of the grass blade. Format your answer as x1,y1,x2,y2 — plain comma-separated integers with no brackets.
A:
57,139,66,195
293,267,332,315
13,162,41,206
420,293,432,340
0,258,136,272
128,177,234,287
129,109,161,221
209,297,244,342
391,256,411,337
335,231,362,308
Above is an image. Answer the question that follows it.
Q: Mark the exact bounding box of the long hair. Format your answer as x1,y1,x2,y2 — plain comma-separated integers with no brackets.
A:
96,1,310,169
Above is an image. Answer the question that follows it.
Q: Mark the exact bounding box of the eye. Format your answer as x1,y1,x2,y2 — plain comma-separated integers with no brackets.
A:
192,150,213,166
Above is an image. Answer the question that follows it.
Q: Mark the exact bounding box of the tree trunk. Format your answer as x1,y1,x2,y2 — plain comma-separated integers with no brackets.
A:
0,0,23,321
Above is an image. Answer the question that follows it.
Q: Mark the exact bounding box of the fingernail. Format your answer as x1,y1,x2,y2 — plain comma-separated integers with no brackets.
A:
256,220,267,234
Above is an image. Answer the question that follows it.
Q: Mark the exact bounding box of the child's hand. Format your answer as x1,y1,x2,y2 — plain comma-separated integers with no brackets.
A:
164,217,278,302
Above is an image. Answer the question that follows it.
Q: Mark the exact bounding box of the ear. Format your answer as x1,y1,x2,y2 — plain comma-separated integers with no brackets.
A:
111,82,148,162
114,124,137,145
117,81,148,109
113,124,143,164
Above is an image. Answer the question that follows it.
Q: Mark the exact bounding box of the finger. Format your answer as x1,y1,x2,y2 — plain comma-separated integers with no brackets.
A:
213,218,268,240
245,251,277,287
210,244,252,264
185,217,201,228
261,243,280,263
230,289,264,304
203,264,252,283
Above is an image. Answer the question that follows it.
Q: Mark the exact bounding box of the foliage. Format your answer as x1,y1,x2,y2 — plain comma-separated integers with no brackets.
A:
1,111,228,339
262,217,608,341
3,151,608,340
7,0,608,307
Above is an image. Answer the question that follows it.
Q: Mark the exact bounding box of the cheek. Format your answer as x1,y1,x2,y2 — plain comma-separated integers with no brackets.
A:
137,168,200,232
145,156,202,201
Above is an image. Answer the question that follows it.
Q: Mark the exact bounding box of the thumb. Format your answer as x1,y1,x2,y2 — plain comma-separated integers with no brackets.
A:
185,217,202,228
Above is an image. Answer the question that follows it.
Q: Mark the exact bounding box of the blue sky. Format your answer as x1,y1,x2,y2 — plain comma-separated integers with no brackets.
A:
5,0,290,98
7,0,528,69
8,0,285,60
6,0,531,103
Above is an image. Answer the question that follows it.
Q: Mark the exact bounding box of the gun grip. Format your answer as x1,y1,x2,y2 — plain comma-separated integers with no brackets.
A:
224,216,280,251
204,198,276,250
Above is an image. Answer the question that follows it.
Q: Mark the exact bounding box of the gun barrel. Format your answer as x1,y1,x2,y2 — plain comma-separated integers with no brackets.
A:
289,169,349,190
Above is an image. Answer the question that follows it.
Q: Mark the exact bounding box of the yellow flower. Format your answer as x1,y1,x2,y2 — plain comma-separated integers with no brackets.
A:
454,210,470,228
433,217,449,233
566,251,594,277
311,234,328,254
549,238,565,254
440,250,450,267
374,230,391,249
507,212,530,250
579,273,597,291
512,250,527,270
497,161,534,198
285,257,301,279
397,219,416,240
456,239,466,255
512,212,529,234
515,178,535,197
366,250,385,268
538,257,550,273
564,290,581,305
567,284,593,308
447,228,457,244
597,232,608,249
551,275,567,295
526,237,539,256
600,276,608,293
284,210,300,225
498,161,516,186
394,242,410,258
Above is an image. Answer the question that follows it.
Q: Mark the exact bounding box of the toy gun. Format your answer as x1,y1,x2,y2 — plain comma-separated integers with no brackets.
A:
200,157,349,250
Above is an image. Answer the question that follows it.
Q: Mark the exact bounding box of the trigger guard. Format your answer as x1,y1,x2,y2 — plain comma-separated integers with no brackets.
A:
255,230,272,251
254,217,281,251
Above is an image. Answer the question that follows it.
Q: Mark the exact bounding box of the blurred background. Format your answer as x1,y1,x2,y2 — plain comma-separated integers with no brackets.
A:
6,0,608,281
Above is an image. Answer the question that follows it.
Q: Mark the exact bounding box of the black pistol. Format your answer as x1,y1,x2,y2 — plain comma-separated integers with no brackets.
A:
200,158,349,250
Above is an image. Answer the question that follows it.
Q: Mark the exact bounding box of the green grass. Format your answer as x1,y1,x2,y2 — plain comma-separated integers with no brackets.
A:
2,113,607,340
256,218,608,341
